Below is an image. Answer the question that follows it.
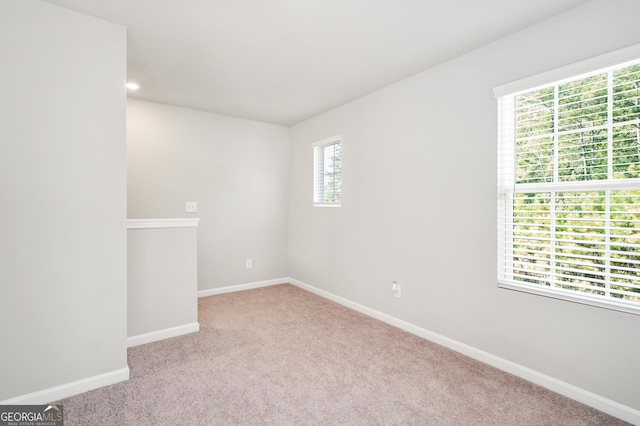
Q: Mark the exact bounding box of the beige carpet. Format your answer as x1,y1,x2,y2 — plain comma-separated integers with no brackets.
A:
55,284,627,425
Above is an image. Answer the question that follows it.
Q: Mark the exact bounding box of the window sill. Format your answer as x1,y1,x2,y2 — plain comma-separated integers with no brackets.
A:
314,203,341,207
498,281,640,316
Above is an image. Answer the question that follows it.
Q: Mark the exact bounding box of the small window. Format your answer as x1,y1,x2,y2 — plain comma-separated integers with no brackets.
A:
313,136,342,206
496,56,640,315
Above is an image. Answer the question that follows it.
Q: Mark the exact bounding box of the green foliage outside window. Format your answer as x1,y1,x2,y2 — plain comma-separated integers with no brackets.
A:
510,64,640,303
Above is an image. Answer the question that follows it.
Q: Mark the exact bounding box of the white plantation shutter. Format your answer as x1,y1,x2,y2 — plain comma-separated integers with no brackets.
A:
313,135,342,206
497,57,640,314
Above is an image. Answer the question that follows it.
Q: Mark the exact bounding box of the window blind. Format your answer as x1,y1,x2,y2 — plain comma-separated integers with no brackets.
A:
313,136,342,206
497,60,640,314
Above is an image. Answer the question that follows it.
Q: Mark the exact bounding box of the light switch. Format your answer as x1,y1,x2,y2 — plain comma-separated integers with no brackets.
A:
185,202,197,213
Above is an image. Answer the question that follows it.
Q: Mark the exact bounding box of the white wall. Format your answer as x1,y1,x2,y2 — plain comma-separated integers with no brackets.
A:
128,223,199,341
127,99,290,290
0,0,127,400
288,0,640,413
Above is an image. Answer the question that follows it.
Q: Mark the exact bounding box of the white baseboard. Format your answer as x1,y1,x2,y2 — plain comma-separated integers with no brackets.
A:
127,322,200,348
0,367,130,405
197,278,289,298
288,278,640,425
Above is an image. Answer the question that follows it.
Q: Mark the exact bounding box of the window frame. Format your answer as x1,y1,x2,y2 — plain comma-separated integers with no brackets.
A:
312,135,342,207
495,45,640,316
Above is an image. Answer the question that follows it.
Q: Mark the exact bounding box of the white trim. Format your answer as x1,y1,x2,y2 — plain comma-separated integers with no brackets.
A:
493,42,640,97
127,218,201,230
0,367,129,405
197,278,289,298
499,281,640,316
311,134,341,149
313,203,342,208
127,322,200,347
513,178,640,194
288,278,640,425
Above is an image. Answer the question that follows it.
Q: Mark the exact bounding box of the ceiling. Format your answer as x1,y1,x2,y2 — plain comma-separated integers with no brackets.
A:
44,0,591,126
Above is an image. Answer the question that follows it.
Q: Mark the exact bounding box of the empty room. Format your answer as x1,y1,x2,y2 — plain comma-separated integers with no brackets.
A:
1,0,639,424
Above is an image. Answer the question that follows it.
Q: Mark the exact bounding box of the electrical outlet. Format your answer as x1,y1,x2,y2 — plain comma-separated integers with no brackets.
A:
246,259,253,269
185,201,197,213
392,281,401,298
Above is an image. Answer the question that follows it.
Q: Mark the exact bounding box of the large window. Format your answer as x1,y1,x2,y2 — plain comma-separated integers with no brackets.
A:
313,135,342,206
497,57,640,314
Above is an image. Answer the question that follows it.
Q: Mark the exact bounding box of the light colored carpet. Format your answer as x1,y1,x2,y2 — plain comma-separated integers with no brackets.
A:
55,284,627,425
